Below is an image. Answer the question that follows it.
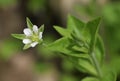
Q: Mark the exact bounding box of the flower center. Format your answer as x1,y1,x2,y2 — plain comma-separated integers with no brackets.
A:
31,34,39,42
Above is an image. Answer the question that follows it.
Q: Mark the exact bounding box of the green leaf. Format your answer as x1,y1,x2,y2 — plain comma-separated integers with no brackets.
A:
109,56,120,73
68,57,87,72
67,15,85,40
46,37,70,52
47,37,89,58
95,35,105,63
78,58,97,76
81,69,116,81
54,26,70,37
82,77,100,81
68,57,97,76
97,35,104,56
23,44,31,50
102,67,116,81
72,45,88,54
82,77,99,81
39,24,44,32
102,72,116,81
85,17,101,52
26,17,33,30
11,34,26,40
67,15,85,32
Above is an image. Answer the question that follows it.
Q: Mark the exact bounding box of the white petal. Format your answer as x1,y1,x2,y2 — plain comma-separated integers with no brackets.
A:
39,32,43,39
30,42,38,47
23,39,32,44
33,25,38,34
23,28,33,36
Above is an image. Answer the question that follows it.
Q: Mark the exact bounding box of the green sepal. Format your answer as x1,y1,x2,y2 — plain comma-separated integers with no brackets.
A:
26,17,33,30
11,34,26,40
39,24,44,32
23,44,31,50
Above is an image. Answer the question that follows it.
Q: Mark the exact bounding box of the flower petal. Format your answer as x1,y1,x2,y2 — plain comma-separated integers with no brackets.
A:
23,28,33,36
39,32,43,39
30,42,38,47
33,25,38,34
23,39,32,44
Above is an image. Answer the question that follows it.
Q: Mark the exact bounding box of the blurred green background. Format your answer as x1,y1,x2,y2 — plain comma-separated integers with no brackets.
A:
0,0,120,81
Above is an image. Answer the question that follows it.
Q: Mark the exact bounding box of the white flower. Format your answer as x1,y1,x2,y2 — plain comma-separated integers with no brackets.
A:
23,25,43,47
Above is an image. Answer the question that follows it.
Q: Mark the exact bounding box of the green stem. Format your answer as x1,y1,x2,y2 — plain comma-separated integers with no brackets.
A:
90,52,102,79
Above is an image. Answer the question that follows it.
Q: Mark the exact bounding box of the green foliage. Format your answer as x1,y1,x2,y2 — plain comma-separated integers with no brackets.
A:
82,68,116,81
54,26,70,37
46,15,116,81
75,2,120,78
82,77,99,81
102,71,116,81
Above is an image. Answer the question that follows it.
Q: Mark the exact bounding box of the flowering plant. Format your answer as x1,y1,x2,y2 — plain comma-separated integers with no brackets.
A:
12,15,116,81
12,18,44,49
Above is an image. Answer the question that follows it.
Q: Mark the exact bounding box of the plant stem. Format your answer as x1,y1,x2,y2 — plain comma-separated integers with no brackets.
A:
90,52,102,79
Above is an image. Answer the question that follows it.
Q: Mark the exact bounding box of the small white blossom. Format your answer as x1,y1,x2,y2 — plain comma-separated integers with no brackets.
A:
31,42,38,47
23,39,31,44
23,28,33,36
39,32,43,39
33,25,38,34
23,25,43,48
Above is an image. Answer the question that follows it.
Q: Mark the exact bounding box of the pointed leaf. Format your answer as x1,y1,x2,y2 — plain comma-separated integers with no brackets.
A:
67,15,85,32
81,70,116,81
47,37,70,52
78,58,98,76
26,17,33,30
82,77,99,81
85,17,101,52
54,26,70,37
47,37,89,58
67,15,85,42
102,67,116,81
12,34,26,40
